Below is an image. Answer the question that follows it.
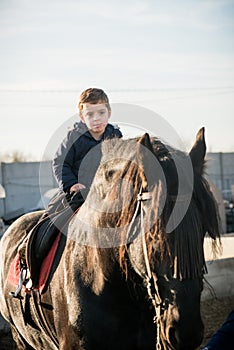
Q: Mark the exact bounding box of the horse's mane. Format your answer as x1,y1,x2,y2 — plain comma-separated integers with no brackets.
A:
78,136,221,284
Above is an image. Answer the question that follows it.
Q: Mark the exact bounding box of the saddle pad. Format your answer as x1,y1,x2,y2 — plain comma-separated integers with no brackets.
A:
7,254,21,287
38,231,61,293
7,232,61,294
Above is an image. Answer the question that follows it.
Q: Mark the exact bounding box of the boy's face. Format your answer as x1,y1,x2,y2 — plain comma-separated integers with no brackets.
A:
80,103,111,137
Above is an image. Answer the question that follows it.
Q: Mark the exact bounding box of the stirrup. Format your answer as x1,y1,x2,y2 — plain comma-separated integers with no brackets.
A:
9,261,30,299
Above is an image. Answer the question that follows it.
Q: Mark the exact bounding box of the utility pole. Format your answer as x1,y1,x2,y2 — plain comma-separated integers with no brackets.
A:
219,152,224,198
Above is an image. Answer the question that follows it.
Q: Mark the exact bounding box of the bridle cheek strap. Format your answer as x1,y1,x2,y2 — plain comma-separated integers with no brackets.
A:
137,189,162,350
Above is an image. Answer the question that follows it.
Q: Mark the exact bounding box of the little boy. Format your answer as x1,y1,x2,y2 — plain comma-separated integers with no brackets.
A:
14,88,121,295
52,87,122,208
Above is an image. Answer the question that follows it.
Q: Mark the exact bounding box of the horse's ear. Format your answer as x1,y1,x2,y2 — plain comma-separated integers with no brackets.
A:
189,127,206,174
137,133,155,189
137,133,154,152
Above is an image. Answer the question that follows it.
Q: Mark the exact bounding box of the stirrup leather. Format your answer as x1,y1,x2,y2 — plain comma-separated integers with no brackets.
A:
9,260,32,299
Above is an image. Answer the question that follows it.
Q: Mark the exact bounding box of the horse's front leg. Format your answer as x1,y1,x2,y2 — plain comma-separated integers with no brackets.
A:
58,326,85,350
10,324,34,350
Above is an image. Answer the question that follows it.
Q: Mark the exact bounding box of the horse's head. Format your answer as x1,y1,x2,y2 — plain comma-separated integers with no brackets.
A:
79,128,221,350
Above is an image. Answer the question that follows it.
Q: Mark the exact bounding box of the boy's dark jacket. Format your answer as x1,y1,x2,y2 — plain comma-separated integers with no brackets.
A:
52,121,122,193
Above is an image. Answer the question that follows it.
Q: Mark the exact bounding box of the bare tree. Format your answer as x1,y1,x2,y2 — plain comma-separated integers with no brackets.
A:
0,151,33,162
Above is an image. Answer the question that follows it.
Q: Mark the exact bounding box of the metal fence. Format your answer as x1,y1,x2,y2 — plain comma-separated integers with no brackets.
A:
0,161,56,222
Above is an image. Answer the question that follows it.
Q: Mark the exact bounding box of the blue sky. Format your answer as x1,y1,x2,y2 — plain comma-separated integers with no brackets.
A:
0,0,234,157
1,0,234,89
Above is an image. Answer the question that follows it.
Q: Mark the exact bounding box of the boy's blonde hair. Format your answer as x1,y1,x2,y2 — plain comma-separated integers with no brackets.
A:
78,88,111,114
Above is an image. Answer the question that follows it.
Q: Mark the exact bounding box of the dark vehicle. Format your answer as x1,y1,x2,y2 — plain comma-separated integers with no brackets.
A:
226,203,234,233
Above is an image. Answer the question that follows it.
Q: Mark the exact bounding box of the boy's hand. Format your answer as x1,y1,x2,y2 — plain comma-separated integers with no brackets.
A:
70,183,86,194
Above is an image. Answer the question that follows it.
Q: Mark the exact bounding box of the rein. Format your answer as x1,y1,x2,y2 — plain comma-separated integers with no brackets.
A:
136,188,162,350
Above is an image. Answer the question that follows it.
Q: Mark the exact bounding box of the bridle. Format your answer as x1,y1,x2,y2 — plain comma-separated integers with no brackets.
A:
127,187,162,350
138,189,162,350
129,186,202,350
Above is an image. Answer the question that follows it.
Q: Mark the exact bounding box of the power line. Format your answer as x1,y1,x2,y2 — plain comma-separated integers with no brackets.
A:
0,86,234,93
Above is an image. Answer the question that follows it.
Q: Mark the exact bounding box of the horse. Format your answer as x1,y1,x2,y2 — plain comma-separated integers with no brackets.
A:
0,128,221,350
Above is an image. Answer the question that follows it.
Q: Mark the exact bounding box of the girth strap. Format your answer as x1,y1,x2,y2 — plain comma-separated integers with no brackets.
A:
31,290,59,349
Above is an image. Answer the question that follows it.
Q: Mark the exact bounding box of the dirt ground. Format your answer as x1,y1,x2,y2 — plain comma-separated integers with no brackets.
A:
0,295,233,349
200,295,234,348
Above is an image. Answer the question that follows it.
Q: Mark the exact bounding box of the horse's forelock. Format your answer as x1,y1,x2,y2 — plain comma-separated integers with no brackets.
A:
101,137,136,163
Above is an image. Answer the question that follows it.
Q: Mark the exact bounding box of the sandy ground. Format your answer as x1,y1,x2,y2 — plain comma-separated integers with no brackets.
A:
0,295,233,350
200,295,234,348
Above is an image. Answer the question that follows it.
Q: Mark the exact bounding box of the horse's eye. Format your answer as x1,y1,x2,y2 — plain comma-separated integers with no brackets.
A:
105,170,115,179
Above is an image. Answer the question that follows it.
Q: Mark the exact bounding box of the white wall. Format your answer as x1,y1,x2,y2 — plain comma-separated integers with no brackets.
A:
202,234,234,300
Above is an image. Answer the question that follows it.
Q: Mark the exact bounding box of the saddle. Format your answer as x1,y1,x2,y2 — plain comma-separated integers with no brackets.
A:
30,204,80,282
10,190,85,298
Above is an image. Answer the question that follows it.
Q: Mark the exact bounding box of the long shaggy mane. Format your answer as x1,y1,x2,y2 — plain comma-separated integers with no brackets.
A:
84,136,221,280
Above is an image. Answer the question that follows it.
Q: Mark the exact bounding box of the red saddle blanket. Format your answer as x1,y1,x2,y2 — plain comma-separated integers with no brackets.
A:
7,232,61,294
